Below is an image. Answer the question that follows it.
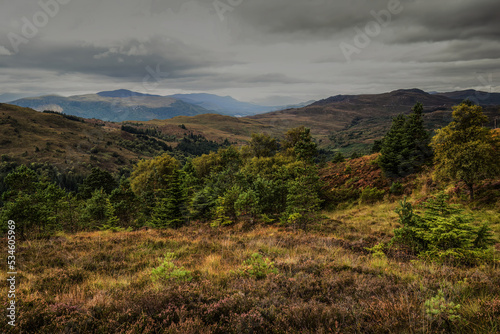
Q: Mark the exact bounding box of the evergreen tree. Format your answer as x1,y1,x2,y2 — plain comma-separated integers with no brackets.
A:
80,167,117,199
109,179,139,227
283,165,322,230
1,166,65,238
402,102,432,173
391,194,496,264
180,159,199,199
235,189,260,221
331,152,345,163
371,139,383,153
152,170,186,228
189,186,217,222
379,102,431,178
80,189,117,229
378,114,407,177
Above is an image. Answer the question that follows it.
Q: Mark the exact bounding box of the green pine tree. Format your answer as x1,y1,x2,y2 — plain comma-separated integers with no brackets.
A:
378,114,407,177
152,171,186,228
331,152,345,163
402,102,432,173
379,102,431,178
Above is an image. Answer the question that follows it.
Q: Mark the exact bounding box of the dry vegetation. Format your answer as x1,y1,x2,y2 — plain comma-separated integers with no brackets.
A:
0,104,145,173
2,202,499,333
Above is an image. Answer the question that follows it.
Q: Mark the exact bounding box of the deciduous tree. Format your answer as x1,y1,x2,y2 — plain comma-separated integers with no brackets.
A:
431,101,500,200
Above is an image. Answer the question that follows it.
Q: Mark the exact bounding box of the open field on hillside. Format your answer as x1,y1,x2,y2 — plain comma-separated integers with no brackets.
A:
2,202,499,333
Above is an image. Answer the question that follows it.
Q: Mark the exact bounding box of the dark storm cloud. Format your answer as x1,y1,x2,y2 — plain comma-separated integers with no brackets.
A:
387,0,500,44
0,37,223,80
397,41,500,63
229,0,500,44
227,0,391,40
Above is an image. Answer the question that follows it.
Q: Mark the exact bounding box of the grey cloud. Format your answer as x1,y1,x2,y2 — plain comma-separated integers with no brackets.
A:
228,0,500,54
399,41,500,63
242,73,308,84
1,0,500,102
0,36,223,80
387,0,500,44
229,0,388,36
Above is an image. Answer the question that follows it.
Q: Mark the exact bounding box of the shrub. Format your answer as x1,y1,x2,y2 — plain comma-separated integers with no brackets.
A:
424,289,462,330
331,152,345,163
390,181,404,195
239,253,278,279
359,187,385,204
151,253,192,282
391,194,496,265
80,190,119,229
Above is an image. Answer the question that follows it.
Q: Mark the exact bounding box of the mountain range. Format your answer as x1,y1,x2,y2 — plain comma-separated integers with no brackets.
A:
8,90,314,122
1,88,498,173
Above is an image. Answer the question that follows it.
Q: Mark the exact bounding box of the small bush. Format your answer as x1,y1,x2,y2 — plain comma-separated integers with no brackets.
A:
331,152,345,163
239,253,277,279
359,187,385,204
424,289,463,330
151,253,192,282
390,181,404,195
391,194,496,265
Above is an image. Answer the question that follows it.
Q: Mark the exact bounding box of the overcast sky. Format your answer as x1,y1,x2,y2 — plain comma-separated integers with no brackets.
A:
0,0,499,105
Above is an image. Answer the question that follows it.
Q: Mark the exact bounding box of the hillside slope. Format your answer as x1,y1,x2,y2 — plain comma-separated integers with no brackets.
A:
435,90,500,105
0,104,172,173
249,89,499,153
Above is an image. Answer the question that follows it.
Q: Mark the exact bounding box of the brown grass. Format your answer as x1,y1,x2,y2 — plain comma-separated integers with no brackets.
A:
1,204,499,333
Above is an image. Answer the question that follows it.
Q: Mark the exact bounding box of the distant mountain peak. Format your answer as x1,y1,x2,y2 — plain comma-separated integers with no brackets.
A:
97,89,159,98
391,88,427,94
311,94,353,106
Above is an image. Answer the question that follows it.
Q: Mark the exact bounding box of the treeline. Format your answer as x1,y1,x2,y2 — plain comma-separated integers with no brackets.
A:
120,125,231,159
0,127,323,238
42,110,86,123
121,124,176,141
